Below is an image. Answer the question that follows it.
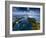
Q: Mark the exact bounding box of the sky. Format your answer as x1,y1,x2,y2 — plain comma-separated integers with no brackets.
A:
12,7,40,22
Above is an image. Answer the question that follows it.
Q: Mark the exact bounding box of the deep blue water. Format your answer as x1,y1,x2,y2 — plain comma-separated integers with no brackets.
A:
13,18,32,31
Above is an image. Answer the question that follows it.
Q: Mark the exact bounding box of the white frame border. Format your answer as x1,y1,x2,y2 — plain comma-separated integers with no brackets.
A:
10,4,43,34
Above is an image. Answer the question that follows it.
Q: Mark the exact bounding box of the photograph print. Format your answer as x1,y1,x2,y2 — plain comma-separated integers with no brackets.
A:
12,7,40,31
